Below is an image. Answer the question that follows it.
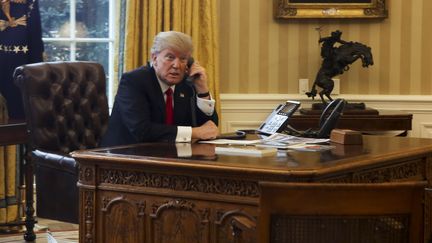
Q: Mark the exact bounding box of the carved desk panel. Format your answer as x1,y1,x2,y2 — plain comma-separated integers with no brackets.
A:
72,136,432,243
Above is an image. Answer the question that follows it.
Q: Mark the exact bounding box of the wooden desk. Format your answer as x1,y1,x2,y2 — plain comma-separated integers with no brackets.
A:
289,113,412,133
72,136,432,243
0,121,35,241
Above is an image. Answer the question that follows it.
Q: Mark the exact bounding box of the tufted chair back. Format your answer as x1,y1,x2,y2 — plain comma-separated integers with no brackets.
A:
14,61,109,153
14,61,109,223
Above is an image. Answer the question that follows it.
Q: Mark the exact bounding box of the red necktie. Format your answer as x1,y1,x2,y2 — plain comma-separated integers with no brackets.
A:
165,88,174,125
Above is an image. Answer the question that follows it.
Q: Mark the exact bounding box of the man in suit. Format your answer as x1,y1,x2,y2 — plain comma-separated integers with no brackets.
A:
101,31,219,147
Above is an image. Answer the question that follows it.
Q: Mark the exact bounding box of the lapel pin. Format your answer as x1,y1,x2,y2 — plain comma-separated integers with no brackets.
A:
180,93,185,98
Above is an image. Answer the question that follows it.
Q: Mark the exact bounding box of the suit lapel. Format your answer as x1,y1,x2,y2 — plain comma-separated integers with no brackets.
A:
174,85,189,111
147,69,165,114
174,84,194,124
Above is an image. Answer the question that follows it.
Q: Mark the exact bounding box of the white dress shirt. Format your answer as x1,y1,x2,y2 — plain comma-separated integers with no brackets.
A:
157,79,215,142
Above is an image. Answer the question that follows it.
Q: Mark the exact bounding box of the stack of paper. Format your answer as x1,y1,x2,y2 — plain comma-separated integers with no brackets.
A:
200,133,334,154
215,146,277,157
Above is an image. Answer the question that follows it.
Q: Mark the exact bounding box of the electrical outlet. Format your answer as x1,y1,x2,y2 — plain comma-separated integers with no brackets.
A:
299,79,309,94
332,78,340,95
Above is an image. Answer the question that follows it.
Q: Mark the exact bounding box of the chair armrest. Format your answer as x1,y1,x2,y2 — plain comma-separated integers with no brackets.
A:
32,149,77,174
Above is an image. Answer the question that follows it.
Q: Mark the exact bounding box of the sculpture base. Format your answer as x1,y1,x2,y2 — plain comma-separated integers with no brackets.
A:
312,102,367,110
300,102,379,115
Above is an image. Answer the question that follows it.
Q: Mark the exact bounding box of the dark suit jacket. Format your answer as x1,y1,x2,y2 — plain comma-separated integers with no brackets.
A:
100,65,218,147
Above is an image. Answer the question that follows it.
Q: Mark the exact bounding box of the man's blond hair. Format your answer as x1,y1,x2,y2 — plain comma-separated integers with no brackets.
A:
150,31,193,56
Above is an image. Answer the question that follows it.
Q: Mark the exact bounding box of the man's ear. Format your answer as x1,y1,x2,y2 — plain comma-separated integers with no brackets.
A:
151,54,157,67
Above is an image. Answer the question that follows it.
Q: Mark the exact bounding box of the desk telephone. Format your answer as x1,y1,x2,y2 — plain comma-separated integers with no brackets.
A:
258,100,301,135
258,99,346,138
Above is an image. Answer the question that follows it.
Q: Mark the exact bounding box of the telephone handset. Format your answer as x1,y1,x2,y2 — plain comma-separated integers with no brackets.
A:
186,57,199,127
186,57,199,83
187,57,194,68
297,98,346,138
258,101,301,135
316,98,346,138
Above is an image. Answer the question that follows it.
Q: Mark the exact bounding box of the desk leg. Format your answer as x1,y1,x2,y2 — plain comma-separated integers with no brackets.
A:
23,150,35,241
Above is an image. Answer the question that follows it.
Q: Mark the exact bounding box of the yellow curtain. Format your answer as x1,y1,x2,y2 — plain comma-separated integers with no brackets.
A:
122,0,220,117
0,94,19,226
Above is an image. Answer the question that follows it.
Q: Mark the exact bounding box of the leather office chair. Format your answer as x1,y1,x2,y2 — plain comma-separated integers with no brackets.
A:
257,181,425,243
14,61,109,223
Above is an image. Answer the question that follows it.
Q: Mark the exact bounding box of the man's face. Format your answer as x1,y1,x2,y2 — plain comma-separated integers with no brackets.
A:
152,48,190,86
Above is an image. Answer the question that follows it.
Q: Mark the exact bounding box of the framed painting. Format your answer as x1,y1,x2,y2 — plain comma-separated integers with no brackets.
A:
274,0,387,19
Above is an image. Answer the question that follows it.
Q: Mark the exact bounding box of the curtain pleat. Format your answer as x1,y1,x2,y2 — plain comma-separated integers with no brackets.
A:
122,0,220,118
0,94,19,225
0,146,5,223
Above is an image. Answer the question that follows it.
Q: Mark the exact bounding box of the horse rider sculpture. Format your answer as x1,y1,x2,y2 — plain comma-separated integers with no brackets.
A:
306,30,374,104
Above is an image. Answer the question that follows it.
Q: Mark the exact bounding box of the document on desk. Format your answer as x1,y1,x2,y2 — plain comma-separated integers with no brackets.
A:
285,143,334,152
199,133,329,147
262,133,330,145
215,146,277,157
199,139,261,145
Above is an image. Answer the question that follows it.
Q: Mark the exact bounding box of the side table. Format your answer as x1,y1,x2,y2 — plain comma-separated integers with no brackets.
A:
0,120,35,241
289,113,412,136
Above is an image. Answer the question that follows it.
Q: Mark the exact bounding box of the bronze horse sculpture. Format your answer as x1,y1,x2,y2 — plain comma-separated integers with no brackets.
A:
306,40,374,104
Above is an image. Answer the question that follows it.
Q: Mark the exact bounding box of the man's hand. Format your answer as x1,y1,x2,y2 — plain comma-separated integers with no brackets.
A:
188,61,209,95
192,120,219,140
192,143,216,157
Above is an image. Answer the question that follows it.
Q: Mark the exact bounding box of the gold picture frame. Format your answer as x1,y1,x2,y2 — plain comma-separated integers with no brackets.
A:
274,0,387,19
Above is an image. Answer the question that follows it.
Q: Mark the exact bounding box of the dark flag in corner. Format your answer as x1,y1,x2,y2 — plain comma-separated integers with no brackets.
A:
0,0,44,119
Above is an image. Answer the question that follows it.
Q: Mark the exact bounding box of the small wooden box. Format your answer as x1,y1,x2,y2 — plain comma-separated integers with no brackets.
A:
330,129,363,145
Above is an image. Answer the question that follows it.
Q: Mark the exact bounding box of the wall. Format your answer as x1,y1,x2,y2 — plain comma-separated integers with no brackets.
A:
218,0,432,95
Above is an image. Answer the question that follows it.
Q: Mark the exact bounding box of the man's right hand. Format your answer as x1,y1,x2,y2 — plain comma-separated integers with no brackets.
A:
192,120,219,140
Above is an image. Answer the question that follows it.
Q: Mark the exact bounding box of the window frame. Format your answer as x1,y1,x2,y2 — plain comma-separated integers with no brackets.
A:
41,0,116,105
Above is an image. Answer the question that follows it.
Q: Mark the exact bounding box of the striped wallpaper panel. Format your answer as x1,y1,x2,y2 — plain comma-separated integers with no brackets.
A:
218,0,432,95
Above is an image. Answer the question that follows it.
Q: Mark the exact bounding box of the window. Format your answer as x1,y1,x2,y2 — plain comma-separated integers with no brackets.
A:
39,0,115,104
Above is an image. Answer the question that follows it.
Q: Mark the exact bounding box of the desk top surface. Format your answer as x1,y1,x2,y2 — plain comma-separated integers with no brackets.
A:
72,136,432,178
